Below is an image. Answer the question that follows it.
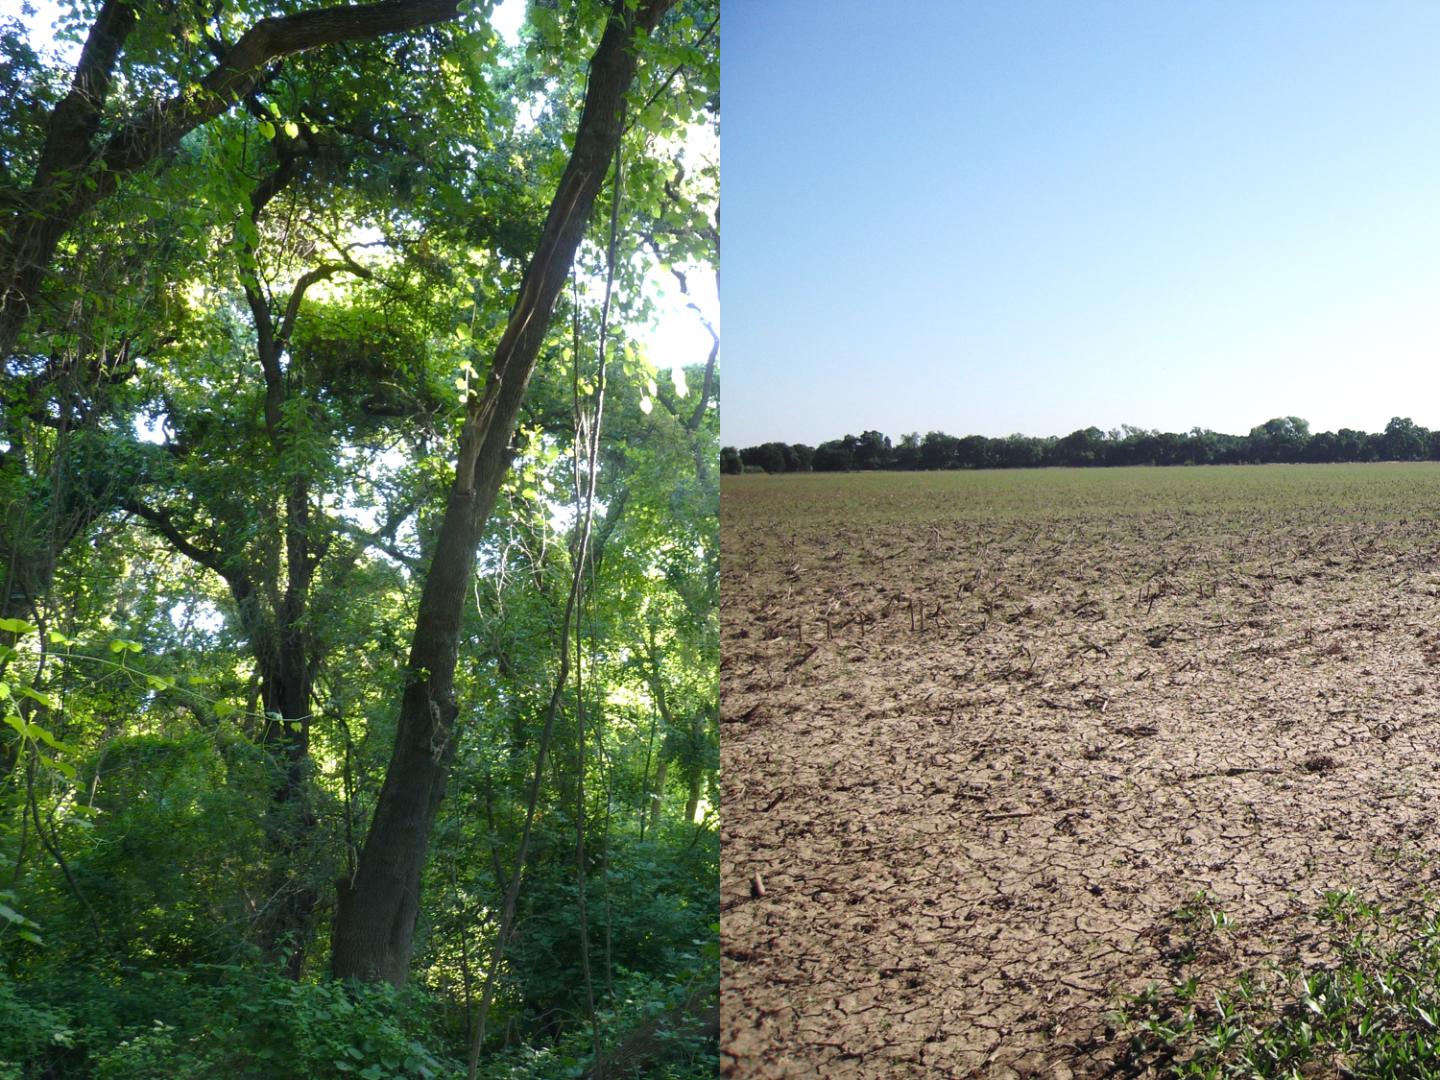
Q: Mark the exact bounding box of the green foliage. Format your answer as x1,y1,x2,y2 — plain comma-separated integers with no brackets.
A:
0,969,75,1078
478,968,717,1080
744,415,1440,472
1117,892,1440,1077
2,0,718,1074
2,965,458,1080
500,824,717,1029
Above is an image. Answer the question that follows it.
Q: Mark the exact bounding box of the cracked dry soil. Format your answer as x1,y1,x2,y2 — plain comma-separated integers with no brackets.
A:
720,468,1440,1077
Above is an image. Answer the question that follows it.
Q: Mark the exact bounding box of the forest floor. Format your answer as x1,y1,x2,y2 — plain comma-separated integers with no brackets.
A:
720,466,1440,1078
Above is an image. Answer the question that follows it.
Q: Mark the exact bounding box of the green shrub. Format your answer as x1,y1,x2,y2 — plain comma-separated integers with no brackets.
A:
0,971,76,1078
2,965,461,1079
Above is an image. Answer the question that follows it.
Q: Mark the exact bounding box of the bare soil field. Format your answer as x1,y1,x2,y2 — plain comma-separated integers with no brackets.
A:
720,464,1440,1077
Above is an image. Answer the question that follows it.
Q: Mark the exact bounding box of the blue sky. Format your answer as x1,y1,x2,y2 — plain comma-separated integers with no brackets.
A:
723,0,1440,447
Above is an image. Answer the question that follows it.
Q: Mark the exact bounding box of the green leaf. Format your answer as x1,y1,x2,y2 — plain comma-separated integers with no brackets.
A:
29,724,75,754
16,930,42,945
38,755,76,781
283,121,300,138
0,618,35,636
258,120,276,139
214,701,237,719
18,686,57,709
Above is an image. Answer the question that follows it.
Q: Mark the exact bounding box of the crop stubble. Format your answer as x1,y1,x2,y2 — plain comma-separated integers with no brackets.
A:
720,466,1440,1077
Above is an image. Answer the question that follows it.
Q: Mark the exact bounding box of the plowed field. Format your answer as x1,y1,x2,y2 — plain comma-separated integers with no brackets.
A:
721,464,1440,1077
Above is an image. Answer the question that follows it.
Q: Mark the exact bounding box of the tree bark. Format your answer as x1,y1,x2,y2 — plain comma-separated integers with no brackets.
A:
254,477,321,977
331,0,677,985
684,755,702,825
648,754,670,834
0,0,461,357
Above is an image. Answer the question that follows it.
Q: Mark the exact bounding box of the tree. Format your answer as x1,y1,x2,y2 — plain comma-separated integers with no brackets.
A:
919,431,959,470
739,443,787,473
330,0,693,986
1304,430,1341,463
955,434,990,469
853,430,891,470
784,443,815,472
813,437,855,471
1,0,719,1069
0,0,472,359
1383,417,1428,461
1055,426,1105,467
1247,416,1310,463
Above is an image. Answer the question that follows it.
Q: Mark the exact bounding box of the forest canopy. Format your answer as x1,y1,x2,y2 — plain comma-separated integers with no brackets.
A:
723,417,1439,473
0,0,718,1077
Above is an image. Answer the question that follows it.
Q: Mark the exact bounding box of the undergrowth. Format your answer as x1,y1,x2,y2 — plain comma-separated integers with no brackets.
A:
1116,889,1440,1078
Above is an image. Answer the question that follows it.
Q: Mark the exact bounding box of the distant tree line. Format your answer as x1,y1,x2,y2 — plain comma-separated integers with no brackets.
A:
721,417,1440,474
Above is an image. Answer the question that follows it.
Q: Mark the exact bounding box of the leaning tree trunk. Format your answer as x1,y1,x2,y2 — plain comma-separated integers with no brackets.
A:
331,0,676,985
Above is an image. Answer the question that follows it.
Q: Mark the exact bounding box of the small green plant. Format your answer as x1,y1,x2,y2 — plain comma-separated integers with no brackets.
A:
1118,892,1440,1077
1175,890,1236,934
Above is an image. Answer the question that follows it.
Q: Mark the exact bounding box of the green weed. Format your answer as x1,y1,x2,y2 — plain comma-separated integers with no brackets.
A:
1117,892,1440,1077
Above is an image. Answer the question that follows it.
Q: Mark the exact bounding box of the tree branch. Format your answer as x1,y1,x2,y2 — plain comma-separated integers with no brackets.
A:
242,280,286,440
0,0,463,356
102,0,462,179
335,520,421,571
31,0,138,194
123,499,226,574
278,256,373,345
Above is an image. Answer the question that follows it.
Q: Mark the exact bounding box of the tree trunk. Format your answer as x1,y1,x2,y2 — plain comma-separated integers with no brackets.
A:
254,638,319,977
253,481,320,975
125,465,321,972
684,767,702,825
648,753,669,834
331,0,676,985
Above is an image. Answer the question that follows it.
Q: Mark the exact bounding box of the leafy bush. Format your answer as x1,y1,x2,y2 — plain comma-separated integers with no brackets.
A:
503,826,717,1032
477,968,717,1080
2,966,460,1079
0,971,76,1079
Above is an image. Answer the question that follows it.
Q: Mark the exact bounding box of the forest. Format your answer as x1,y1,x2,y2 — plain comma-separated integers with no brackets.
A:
724,415,1440,473
0,1,718,1077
